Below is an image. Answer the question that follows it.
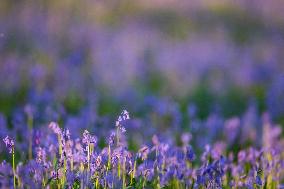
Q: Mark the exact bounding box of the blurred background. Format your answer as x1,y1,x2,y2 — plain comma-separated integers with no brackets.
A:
0,0,284,155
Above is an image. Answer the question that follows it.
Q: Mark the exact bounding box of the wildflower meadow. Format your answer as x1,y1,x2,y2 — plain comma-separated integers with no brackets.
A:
0,1,284,189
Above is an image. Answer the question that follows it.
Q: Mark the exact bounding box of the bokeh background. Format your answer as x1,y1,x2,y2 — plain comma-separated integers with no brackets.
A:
0,0,284,156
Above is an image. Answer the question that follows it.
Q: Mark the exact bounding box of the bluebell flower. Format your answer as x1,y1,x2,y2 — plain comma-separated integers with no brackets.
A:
105,171,115,188
48,122,61,135
255,175,262,186
108,131,116,146
115,110,130,133
0,161,13,187
3,136,14,153
196,174,205,186
82,130,97,145
138,145,150,160
185,145,195,162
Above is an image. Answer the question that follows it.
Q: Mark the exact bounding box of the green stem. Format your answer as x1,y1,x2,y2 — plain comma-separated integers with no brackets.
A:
28,115,33,160
95,175,99,188
12,147,16,188
142,176,146,189
58,134,62,156
42,177,45,188
63,157,67,184
118,158,121,179
107,145,111,171
156,175,160,189
122,157,126,189
190,178,194,189
131,160,137,185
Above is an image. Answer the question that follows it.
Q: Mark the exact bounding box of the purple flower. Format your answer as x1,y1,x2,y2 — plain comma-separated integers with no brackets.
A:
138,145,150,160
0,161,13,187
95,155,102,167
117,110,130,122
115,110,130,133
3,135,14,153
107,131,116,146
105,171,115,188
224,117,240,144
49,122,61,135
24,104,35,118
82,130,97,145
34,130,42,146
238,150,246,163
66,170,77,186
111,150,120,166
255,175,262,186
181,132,192,145
62,129,71,141
36,147,46,164
152,134,159,146
185,145,195,162
196,174,205,186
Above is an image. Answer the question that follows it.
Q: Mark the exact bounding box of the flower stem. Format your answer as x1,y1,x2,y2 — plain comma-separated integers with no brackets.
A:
28,115,33,160
71,157,74,171
131,159,137,185
118,158,121,179
87,144,90,171
58,134,62,156
107,145,111,171
12,147,16,188
122,157,126,189
116,127,119,146
142,176,146,189
95,175,99,188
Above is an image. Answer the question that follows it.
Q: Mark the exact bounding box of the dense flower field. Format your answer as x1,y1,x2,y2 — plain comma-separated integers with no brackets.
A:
1,0,284,188
1,106,283,188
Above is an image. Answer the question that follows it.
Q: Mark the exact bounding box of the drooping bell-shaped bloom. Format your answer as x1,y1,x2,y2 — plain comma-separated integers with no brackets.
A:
115,110,130,133
3,135,14,153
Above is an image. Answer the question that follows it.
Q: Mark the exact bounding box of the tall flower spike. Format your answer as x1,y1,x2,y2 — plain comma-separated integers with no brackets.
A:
108,131,116,146
82,130,97,144
36,147,46,164
3,135,14,154
115,110,130,133
49,122,62,135
138,145,150,161
185,145,195,162
62,129,71,141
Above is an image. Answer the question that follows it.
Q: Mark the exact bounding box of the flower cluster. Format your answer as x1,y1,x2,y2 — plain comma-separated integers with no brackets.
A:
82,130,97,145
115,110,130,133
3,135,14,154
1,109,283,189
